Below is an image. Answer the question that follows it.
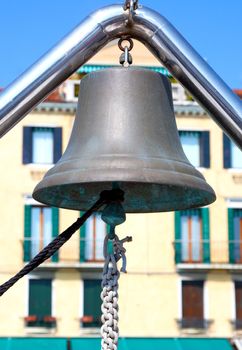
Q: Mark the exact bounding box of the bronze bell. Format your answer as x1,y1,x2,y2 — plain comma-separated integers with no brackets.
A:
33,68,216,212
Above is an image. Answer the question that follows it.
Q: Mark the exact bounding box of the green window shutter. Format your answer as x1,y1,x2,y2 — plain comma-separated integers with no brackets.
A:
200,131,210,168
80,212,86,262
202,208,210,263
24,205,31,262
23,127,33,164
228,208,235,263
175,211,181,263
223,133,231,168
83,279,101,328
51,207,59,262
29,279,52,327
53,127,62,163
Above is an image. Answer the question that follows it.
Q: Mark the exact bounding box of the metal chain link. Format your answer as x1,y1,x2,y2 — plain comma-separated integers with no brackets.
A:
101,233,132,350
118,37,134,67
123,0,139,11
123,0,139,25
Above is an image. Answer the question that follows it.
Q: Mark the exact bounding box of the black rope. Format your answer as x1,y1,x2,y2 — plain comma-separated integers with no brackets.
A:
0,188,124,297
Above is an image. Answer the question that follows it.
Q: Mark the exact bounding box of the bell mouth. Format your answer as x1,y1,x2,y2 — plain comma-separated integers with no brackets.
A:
33,180,216,213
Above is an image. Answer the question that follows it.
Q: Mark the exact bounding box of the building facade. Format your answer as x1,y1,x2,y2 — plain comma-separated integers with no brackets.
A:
0,40,241,349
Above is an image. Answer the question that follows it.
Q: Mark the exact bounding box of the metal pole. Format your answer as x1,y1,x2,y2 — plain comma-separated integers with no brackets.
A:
0,4,241,148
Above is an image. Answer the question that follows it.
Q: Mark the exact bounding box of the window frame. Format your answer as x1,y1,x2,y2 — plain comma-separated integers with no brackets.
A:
22,126,62,165
175,208,210,264
80,213,108,263
178,277,208,329
30,205,52,256
25,274,56,330
180,209,203,263
228,207,242,264
24,204,59,262
80,277,102,331
233,280,242,329
32,127,54,164
223,133,242,169
179,130,210,168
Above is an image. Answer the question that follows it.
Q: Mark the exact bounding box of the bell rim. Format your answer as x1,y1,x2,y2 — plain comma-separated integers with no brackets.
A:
33,179,216,213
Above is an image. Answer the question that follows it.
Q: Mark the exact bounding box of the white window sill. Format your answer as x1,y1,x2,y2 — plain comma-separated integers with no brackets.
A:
228,168,242,173
26,163,54,170
25,326,56,335
180,328,207,335
196,167,206,172
80,327,100,336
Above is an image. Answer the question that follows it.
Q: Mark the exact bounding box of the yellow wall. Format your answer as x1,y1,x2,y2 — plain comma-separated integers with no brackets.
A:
0,40,241,339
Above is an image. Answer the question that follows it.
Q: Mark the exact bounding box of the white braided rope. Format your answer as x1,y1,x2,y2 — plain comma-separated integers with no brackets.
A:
101,234,132,350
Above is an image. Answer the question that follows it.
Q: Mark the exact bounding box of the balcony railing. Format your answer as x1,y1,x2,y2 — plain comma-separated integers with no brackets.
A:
22,238,105,265
21,239,242,266
177,318,212,329
231,319,242,330
174,240,242,265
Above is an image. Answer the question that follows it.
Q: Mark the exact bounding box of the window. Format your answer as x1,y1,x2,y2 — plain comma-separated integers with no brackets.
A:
74,83,80,97
80,213,107,262
223,133,242,169
61,79,82,102
82,279,102,328
181,280,205,328
23,127,62,164
171,84,186,102
24,205,59,262
26,278,55,328
228,209,242,263
175,208,210,263
179,131,210,168
235,281,242,329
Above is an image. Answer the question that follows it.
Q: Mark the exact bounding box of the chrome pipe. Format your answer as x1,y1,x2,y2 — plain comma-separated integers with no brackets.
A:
0,6,127,136
0,4,241,149
132,7,242,148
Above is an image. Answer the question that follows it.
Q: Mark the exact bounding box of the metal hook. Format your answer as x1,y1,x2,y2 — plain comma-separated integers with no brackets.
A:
118,37,134,67
118,37,134,52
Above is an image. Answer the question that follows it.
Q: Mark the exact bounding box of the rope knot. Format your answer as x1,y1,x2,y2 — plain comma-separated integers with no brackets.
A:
103,234,132,274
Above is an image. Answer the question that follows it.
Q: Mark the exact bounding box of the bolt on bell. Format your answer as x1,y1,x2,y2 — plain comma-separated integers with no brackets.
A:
33,67,216,212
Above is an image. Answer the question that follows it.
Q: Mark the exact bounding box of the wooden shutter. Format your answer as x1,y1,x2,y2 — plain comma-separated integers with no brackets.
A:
51,207,59,262
200,131,210,168
182,280,203,320
83,279,101,328
228,208,235,263
80,212,86,262
202,208,210,263
23,127,32,164
235,281,242,320
53,127,62,163
175,211,181,263
29,279,52,326
223,133,231,168
24,205,31,262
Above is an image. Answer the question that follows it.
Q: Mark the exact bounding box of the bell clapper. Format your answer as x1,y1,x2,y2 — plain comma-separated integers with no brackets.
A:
100,194,132,350
118,37,134,67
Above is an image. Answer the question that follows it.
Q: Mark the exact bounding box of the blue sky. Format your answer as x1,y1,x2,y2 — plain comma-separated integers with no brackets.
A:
0,1,241,89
